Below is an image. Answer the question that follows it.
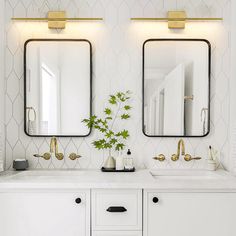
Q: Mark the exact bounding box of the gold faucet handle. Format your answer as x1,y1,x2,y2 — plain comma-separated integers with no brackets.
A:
171,154,179,161
153,154,165,162
34,153,51,160
55,153,64,160
184,154,202,162
69,153,82,161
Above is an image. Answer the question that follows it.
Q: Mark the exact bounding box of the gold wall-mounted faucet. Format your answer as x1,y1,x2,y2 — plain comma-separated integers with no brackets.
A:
171,139,201,162
171,139,185,161
34,137,64,161
50,137,64,160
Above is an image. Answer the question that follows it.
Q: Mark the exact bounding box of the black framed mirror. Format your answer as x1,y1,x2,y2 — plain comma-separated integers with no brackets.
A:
143,39,211,137
24,39,92,137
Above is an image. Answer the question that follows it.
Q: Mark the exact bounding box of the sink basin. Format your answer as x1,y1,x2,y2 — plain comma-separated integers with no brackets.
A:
18,170,87,176
11,170,88,179
150,170,228,180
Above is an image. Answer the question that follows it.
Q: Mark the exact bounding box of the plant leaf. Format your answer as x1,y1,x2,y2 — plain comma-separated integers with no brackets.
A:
124,105,131,110
115,143,125,151
104,108,112,115
121,114,130,119
110,138,117,145
116,130,129,139
105,130,114,138
109,95,117,105
93,139,106,150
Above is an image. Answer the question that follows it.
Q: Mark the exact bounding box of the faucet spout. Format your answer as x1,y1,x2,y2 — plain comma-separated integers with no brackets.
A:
50,137,63,160
177,139,185,156
171,139,185,161
50,137,57,153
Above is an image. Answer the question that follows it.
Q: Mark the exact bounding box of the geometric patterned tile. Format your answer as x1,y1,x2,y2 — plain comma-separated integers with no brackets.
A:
1,0,233,171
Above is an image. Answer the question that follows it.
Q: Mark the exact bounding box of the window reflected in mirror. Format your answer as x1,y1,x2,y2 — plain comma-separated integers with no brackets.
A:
25,39,92,137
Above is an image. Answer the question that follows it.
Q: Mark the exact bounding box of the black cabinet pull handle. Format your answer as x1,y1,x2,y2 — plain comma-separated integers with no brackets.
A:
106,206,127,212
75,198,81,204
153,197,159,203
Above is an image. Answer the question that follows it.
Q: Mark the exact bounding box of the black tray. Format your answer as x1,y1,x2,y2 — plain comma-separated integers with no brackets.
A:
101,167,135,172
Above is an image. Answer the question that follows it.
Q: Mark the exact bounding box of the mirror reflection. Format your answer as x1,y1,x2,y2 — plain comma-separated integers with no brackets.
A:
143,39,210,137
25,40,91,136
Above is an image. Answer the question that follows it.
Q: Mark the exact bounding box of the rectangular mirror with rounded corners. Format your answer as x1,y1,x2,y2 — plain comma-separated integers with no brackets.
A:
24,39,92,137
143,39,210,137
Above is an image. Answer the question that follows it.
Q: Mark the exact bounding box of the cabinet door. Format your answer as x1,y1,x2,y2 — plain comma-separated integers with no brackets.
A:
144,191,236,236
93,231,142,236
0,191,90,236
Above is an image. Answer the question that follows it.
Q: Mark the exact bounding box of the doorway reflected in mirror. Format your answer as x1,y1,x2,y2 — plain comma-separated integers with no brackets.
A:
143,39,210,137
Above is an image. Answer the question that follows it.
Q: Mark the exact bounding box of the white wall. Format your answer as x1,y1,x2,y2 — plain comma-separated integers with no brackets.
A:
0,0,5,171
3,0,232,170
229,0,236,173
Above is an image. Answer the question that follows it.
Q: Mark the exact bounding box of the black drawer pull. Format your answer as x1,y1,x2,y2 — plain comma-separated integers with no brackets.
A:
153,197,159,203
106,206,127,212
75,198,81,204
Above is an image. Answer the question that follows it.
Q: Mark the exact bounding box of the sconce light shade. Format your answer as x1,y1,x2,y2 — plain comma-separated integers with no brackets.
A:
131,11,223,29
12,11,103,29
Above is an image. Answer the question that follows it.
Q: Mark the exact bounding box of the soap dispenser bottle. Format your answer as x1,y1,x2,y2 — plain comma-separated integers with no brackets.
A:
124,149,134,170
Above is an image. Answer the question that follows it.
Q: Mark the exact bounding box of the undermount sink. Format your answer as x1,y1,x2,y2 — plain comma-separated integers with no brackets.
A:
150,170,228,180
12,170,88,178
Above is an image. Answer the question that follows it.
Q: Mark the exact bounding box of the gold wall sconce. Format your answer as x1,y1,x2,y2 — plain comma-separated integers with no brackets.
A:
131,11,223,29
12,11,103,29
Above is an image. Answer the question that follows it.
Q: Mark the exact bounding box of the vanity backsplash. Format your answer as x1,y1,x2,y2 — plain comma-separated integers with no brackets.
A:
4,0,231,170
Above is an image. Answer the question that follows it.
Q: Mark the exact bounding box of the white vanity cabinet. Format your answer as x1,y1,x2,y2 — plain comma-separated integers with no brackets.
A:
0,190,90,236
144,191,236,236
93,231,142,236
92,189,142,236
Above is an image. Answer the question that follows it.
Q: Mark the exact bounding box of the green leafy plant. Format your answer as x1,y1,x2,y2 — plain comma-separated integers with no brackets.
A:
83,91,131,152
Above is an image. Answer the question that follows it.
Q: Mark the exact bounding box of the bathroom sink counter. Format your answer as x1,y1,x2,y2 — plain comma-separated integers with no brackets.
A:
0,169,235,192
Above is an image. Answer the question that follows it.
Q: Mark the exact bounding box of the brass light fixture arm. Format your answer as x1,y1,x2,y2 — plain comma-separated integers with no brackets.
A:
11,11,103,29
131,11,223,29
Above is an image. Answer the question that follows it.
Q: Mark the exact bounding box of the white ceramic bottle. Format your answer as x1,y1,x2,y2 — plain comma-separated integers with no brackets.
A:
116,152,124,170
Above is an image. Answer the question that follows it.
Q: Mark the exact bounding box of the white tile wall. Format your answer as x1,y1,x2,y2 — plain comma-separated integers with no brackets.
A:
0,1,5,171
3,0,232,170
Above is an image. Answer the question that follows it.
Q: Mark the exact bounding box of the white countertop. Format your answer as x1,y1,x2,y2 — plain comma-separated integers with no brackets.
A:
0,169,236,192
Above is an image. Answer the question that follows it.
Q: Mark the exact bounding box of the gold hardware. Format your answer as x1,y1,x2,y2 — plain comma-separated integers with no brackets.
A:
69,153,82,161
184,154,202,162
48,11,66,29
33,137,64,160
171,139,202,162
11,11,103,29
168,11,186,29
50,137,64,160
153,154,165,162
34,153,51,160
184,95,194,101
131,11,223,29
55,153,64,161
50,137,58,154
171,154,179,162
171,139,185,161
